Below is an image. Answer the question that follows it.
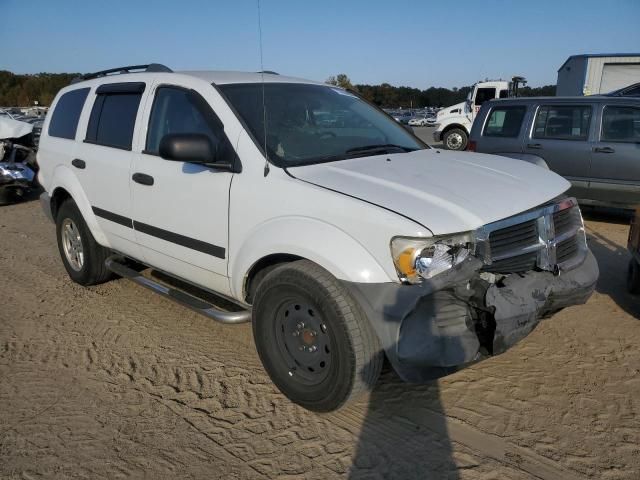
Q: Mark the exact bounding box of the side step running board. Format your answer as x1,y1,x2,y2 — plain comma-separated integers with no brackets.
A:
105,256,251,324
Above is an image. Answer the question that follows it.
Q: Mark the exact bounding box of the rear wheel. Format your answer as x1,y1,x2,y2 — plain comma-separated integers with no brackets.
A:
56,199,113,286
252,260,383,412
443,128,468,150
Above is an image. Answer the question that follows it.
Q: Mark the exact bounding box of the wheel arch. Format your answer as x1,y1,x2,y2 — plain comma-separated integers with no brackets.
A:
230,217,394,302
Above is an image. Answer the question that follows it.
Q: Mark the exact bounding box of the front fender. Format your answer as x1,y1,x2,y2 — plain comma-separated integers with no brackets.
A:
229,216,395,299
50,165,110,246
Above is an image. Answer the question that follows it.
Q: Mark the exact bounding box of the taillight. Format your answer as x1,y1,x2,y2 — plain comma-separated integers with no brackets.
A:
467,140,476,152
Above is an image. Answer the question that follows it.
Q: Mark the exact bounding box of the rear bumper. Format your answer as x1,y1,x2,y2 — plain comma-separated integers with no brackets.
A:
40,192,54,223
342,250,598,382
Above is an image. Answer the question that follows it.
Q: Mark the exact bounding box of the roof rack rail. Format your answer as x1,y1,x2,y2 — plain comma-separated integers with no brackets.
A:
257,70,279,75
71,63,173,84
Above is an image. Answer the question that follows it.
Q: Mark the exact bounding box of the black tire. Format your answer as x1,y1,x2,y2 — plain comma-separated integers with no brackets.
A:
252,260,383,412
627,258,640,294
443,128,468,151
55,199,113,286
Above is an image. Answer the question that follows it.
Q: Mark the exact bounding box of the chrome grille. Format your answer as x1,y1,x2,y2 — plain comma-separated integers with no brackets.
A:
475,197,586,274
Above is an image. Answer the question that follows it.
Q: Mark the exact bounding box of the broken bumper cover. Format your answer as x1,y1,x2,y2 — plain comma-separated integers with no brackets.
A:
342,250,598,382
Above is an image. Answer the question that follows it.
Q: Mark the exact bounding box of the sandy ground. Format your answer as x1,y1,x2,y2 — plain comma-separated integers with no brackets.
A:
1,199,639,480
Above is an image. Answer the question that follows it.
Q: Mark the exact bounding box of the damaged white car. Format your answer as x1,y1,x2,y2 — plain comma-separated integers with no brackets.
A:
0,116,39,203
38,66,599,411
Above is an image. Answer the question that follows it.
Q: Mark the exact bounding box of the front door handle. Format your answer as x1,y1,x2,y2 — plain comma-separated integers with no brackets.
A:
593,146,615,154
71,158,86,169
526,143,542,150
132,172,154,186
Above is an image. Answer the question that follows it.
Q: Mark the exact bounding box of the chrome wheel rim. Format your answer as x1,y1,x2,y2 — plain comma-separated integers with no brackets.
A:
61,218,84,271
446,132,464,150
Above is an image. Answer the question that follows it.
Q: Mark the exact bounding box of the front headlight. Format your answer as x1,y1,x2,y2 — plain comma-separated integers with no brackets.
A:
390,233,473,284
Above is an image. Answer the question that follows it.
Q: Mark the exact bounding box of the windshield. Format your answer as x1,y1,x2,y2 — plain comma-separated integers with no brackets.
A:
218,83,426,167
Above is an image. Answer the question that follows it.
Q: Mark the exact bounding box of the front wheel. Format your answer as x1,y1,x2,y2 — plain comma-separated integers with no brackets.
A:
252,260,383,412
443,128,468,150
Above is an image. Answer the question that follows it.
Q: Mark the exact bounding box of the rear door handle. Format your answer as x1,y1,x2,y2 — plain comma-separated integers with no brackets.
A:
593,146,615,154
71,158,86,169
132,172,154,186
526,143,542,150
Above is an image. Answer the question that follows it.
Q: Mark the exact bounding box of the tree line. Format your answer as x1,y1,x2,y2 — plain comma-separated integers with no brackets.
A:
0,71,79,107
0,70,555,108
326,74,556,108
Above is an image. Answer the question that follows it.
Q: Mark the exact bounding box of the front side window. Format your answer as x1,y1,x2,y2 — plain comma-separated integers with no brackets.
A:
86,89,142,149
601,105,640,143
483,106,527,137
48,88,90,139
218,83,425,166
146,86,229,156
533,105,591,140
474,88,496,107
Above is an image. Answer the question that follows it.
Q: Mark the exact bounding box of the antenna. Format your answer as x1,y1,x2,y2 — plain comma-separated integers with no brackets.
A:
257,0,270,177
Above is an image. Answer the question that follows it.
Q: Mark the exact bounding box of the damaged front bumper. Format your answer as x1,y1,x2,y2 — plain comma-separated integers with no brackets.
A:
343,250,598,382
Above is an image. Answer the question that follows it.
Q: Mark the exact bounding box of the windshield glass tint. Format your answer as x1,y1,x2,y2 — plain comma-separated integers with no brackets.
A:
219,83,425,166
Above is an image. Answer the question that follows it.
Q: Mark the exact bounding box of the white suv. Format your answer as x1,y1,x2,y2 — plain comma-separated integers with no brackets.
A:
37,64,598,411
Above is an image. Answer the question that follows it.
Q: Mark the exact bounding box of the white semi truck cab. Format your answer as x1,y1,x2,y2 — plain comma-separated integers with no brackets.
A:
433,76,526,150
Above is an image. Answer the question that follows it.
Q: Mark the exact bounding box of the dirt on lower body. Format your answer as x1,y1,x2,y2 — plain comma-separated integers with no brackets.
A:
1,200,639,479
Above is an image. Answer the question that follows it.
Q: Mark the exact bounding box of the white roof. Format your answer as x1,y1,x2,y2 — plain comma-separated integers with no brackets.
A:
177,70,324,86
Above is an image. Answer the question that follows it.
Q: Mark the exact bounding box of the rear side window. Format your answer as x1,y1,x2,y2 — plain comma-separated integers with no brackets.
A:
601,105,640,143
85,83,144,150
483,106,527,137
475,88,496,106
48,88,90,139
533,105,591,140
145,86,229,157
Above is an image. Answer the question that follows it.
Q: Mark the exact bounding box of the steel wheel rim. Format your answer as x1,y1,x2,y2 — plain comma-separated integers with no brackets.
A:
61,218,84,271
446,132,463,149
274,298,332,385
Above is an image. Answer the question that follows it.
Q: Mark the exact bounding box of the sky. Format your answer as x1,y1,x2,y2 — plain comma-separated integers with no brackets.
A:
2,0,639,89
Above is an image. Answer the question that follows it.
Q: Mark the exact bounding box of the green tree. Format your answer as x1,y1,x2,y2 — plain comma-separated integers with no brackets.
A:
325,73,355,90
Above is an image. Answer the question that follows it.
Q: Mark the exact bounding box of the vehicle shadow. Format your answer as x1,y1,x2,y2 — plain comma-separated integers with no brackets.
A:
581,207,640,319
346,285,463,479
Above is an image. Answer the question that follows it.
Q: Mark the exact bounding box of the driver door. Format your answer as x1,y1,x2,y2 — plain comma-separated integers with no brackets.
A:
130,79,235,295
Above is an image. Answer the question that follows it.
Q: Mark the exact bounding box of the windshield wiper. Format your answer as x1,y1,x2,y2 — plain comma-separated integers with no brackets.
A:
344,144,415,155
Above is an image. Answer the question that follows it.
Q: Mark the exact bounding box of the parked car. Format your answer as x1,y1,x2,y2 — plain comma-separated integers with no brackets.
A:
606,82,640,97
392,111,414,124
469,96,640,208
408,115,436,126
37,64,598,411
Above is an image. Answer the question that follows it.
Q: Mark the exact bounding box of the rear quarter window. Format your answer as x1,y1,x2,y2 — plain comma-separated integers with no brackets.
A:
483,106,527,137
48,88,90,139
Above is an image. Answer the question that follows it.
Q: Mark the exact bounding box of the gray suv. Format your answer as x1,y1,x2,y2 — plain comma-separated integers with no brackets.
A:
469,96,640,208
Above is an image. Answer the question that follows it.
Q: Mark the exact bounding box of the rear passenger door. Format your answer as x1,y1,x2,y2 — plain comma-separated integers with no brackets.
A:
130,80,235,295
589,103,640,205
526,104,594,199
73,81,146,258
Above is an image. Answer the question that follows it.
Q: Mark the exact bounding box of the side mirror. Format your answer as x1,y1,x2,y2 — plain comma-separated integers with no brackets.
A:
160,131,234,168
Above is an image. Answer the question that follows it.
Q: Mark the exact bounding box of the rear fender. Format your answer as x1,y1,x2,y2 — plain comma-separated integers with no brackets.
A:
50,164,109,245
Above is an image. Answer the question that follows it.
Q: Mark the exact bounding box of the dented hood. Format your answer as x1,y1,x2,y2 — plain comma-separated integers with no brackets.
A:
0,117,33,140
288,149,570,235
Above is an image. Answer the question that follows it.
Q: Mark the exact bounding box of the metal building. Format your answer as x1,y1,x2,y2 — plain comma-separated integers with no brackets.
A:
556,53,640,96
